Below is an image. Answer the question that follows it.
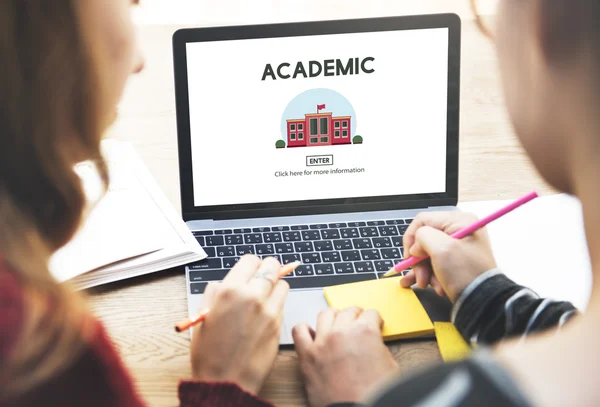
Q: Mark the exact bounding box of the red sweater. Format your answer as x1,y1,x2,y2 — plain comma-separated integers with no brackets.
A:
0,259,273,407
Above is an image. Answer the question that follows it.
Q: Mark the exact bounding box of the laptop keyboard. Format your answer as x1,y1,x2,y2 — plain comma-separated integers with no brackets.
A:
188,219,413,294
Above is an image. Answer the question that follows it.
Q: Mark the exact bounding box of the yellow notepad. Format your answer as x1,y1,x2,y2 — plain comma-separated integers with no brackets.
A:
323,277,434,341
434,322,471,362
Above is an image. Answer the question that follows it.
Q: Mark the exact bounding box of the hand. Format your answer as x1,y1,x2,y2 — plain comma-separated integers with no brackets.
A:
293,307,398,407
400,211,497,302
190,255,290,395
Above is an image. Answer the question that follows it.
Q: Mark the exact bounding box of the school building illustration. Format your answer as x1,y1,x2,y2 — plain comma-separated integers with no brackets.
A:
286,107,352,148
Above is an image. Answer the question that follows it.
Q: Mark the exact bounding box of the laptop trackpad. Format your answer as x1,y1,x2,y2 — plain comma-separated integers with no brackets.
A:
280,289,329,345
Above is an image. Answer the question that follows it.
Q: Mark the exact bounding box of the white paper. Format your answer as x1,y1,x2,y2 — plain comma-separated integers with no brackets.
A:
458,194,592,310
49,151,165,282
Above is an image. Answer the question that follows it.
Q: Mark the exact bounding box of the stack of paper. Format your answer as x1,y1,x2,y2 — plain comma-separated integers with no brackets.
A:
49,139,206,290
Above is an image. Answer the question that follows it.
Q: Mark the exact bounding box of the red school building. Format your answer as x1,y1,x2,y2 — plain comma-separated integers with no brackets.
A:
286,112,351,147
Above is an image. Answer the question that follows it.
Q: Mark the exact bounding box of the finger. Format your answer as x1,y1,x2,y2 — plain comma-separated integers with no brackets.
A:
316,307,338,337
400,270,416,288
333,306,363,329
403,212,476,255
358,309,384,332
414,226,455,258
292,323,315,356
222,254,262,286
247,257,281,298
264,279,290,317
430,275,447,297
199,282,220,309
414,263,431,289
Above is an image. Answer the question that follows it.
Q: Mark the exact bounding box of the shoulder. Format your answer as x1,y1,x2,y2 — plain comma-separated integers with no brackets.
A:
0,257,26,358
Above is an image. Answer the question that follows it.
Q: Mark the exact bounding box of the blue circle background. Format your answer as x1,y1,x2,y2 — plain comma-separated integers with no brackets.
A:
280,88,357,142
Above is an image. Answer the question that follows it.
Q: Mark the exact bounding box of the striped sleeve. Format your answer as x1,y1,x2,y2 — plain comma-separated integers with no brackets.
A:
451,269,578,345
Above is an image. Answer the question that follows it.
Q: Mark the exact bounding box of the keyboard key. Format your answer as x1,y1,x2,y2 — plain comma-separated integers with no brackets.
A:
334,262,355,274
309,224,328,229
340,228,359,238
392,236,403,247
216,246,235,257
214,229,232,235
282,253,301,264
190,282,208,294
295,265,315,276
378,226,398,236
244,233,263,244
341,250,360,261
195,236,205,246
294,242,314,252
398,225,409,235
355,261,374,273
302,230,321,240
352,238,372,249
373,237,392,248
189,258,222,270
236,245,255,255
264,232,282,243
367,220,385,226
234,228,251,233
405,219,414,224
272,226,290,231
360,249,381,260
223,257,240,268
333,239,353,250
301,253,322,264
313,240,333,251
321,229,340,239
328,222,347,228
205,236,224,246
203,247,216,257
386,219,405,225
374,260,394,271
190,269,228,282
275,243,294,254
193,230,213,236
359,227,379,237
225,235,243,245
291,225,309,230
255,244,275,255
314,264,334,275
282,273,375,289
321,251,341,262
283,231,302,241
347,222,366,227
381,248,401,260
253,227,270,232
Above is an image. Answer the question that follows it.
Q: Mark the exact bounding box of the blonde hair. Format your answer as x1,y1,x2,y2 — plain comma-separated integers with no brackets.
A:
0,0,109,399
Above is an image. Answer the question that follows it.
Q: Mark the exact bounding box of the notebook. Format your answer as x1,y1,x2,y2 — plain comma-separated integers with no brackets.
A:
49,139,207,290
324,276,434,341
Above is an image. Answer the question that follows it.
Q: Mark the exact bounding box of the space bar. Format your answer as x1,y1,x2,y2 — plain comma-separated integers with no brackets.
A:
283,273,376,290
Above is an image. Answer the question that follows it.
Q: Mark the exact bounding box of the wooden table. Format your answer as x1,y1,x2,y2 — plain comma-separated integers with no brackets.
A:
91,5,554,406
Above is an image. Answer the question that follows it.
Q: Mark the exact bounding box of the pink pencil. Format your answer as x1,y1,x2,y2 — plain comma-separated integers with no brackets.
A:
383,191,539,278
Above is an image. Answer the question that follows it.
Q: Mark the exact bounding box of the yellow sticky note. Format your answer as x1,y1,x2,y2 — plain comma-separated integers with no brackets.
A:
434,322,471,362
324,277,434,341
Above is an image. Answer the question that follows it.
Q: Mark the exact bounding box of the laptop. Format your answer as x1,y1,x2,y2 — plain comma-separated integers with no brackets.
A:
172,14,461,344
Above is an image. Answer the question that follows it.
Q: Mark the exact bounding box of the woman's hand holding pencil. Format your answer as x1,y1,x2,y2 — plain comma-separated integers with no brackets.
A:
182,255,299,395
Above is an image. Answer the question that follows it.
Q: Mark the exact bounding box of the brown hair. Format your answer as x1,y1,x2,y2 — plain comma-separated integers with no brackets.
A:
0,1,109,398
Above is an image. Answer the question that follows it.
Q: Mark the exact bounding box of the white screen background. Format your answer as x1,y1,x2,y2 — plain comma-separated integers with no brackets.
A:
186,28,449,207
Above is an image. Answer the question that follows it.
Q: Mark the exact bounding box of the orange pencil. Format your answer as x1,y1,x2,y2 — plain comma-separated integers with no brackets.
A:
174,261,302,333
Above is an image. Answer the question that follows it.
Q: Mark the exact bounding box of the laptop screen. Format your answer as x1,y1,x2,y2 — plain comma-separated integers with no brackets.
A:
185,27,449,208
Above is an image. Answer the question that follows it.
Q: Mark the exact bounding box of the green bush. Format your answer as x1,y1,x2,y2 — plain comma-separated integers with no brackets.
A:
275,139,286,148
352,135,363,144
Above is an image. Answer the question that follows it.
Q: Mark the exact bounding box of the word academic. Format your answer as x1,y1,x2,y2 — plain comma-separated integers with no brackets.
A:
261,57,375,81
